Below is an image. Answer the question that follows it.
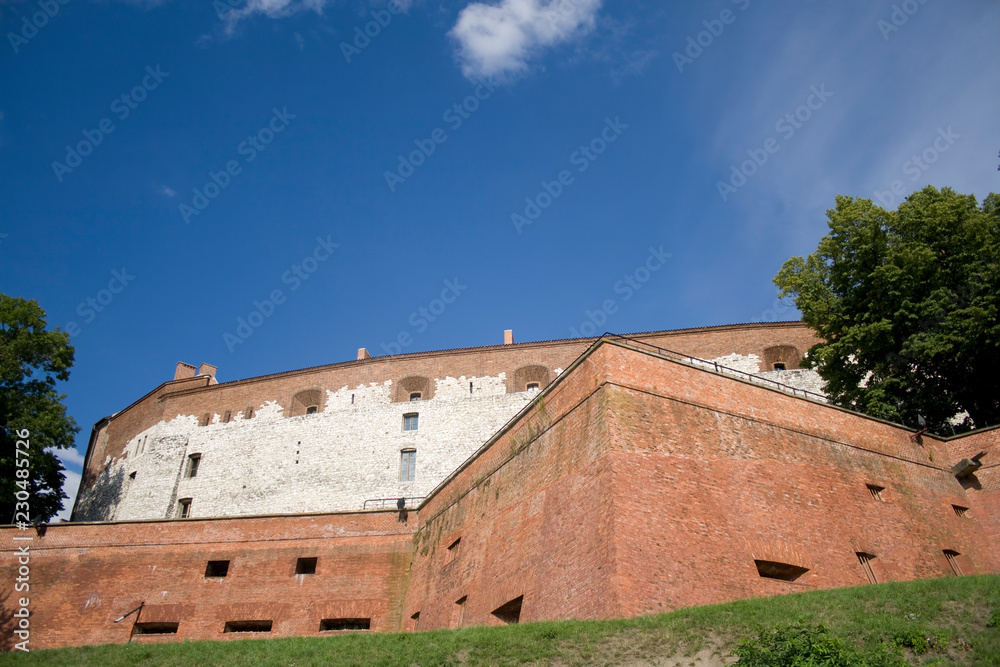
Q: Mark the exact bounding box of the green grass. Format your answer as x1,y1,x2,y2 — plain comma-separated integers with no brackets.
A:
5,575,999,666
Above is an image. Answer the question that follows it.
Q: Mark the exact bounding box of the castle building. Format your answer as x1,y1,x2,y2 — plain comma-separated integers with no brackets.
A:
2,322,996,650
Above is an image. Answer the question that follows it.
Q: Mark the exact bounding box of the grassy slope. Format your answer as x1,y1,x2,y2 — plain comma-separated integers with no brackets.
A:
4,575,998,666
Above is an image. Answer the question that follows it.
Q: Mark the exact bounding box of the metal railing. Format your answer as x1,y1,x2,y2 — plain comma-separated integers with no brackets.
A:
362,496,425,511
603,333,829,404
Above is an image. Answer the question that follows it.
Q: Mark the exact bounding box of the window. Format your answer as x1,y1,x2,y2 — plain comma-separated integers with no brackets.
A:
451,596,467,628
856,552,878,584
133,622,179,635
199,413,210,427
400,449,416,482
444,538,461,565
943,550,963,576
409,611,420,632
867,484,885,502
403,413,419,431
306,405,318,415
296,557,317,575
410,392,422,401
222,410,232,423
186,454,201,478
224,620,271,633
773,362,786,371
205,560,230,578
177,498,192,519
244,406,255,419
526,382,539,391
319,618,370,632
754,560,809,582
491,596,523,625
953,505,970,518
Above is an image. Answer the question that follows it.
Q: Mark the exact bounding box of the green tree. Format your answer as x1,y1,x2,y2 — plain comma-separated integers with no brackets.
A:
0,294,80,523
774,186,1000,431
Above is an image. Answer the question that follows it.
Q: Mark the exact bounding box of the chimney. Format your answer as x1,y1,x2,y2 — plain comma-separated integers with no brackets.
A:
174,362,197,381
357,348,371,361
197,363,218,385
504,329,513,345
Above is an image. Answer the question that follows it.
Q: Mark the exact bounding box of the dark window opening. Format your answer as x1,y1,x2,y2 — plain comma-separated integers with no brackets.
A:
296,557,318,575
953,505,969,518
491,595,523,625
222,410,232,423
224,620,271,633
943,550,963,576
444,538,461,565
403,413,419,431
205,560,230,578
856,552,878,584
526,382,539,391
134,622,179,635
867,484,885,501
320,618,370,632
773,362,786,371
754,559,809,582
409,611,420,632
186,454,201,478
410,392,422,401
129,471,137,480
178,498,192,519
469,382,473,394
306,405,318,415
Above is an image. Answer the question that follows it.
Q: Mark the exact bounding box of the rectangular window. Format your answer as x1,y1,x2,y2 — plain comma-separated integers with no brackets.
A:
177,498,192,519
953,505,970,518
410,392,422,401
224,620,271,633
296,557,317,575
400,450,416,482
867,484,885,502
526,382,539,391
186,454,201,478
319,618,370,632
244,406,255,419
222,410,231,423
306,405,318,414
133,622,179,635
943,550,963,576
403,413,419,431
199,413,210,427
754,559,809,582
856,552,878,584
205,560,230,578
444,538,461,565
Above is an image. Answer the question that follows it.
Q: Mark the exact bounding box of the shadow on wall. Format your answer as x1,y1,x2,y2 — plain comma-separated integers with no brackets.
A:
71,465,126,522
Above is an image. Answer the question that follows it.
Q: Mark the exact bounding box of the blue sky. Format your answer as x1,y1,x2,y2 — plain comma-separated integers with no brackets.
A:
1,0,998,519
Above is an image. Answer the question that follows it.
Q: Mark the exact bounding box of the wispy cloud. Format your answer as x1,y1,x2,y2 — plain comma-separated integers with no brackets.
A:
450,0,603,81
54,468,81,522
223,0,328,33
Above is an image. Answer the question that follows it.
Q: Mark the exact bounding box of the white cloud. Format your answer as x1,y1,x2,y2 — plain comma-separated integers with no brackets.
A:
159,185,176,197
450,0,602,81
223,0,328,33
54,468,81,522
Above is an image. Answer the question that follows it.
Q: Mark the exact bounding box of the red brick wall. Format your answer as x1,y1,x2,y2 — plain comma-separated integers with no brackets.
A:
0,511,414,650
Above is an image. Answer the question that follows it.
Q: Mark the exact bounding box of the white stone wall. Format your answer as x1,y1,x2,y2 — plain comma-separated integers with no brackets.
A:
75,374,536,521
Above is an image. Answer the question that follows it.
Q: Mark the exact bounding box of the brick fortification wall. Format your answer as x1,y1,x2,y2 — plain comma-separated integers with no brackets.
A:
73,323,821,522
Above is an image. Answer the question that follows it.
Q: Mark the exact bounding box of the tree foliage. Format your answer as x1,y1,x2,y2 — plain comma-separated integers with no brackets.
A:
774,186,1000,431
0,294,80,523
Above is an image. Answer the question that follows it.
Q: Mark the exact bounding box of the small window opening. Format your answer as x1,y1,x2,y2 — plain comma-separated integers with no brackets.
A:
773,362,786,371
205,560,230,578
134,622,179,635
403,413,419,431
296,557,318,575
244,406,255,419
224,620,271,633
400,449,416,482
754,559,809,581
856,552,878,584
469,382,473,394
444,538,461,565
177,498,192,519
186,454,201,478
306,405,318,415
410,392,422,401
953,505,969,518
451,596,467,628
526,382,539,391
129,471,137,480
222,410,232,423
199,413,210,427
943,550,963,576
351,393,355,404
867,484,885,502
491,595,523,625
409,611,420,632
320,618,371,632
